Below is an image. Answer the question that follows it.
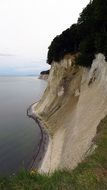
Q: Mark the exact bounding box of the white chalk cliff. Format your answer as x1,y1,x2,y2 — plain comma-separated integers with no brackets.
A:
34,53,107,173
38,74,48,80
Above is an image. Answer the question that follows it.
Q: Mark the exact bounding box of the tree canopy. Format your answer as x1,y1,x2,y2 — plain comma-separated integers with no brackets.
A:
47,0,107,67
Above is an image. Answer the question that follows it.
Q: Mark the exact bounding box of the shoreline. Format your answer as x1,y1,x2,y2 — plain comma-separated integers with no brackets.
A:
27,102,49,170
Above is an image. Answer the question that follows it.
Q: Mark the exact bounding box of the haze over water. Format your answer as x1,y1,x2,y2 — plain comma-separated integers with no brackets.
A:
0,76,47,175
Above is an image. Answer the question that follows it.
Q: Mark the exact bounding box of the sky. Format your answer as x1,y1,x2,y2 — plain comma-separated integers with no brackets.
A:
0,0,90,76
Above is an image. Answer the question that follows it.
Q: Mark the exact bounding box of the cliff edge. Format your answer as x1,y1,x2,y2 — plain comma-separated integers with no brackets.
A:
38,70,49,80
34,53,107,173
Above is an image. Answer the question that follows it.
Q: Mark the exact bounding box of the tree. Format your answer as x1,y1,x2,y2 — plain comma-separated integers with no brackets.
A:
47,0,107,67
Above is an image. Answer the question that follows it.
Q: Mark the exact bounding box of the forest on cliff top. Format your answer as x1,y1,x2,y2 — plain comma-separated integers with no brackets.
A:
47,0,107,67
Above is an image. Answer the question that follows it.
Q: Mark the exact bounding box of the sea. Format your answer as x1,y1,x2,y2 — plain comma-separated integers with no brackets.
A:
0,76,47,175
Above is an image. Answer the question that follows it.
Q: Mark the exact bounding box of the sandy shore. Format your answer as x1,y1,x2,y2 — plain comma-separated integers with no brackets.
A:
27,102,49,170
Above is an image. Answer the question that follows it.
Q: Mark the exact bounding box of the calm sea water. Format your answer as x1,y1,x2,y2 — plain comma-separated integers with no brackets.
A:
0,76,47,175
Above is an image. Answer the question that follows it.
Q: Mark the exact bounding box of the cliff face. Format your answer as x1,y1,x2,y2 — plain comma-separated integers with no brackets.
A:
34,53,107,173
38,74,48,80
39,70,49,80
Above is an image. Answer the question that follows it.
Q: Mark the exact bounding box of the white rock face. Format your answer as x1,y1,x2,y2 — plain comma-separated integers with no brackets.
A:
34,53,107,173
58,86,64,96
38,74,48,80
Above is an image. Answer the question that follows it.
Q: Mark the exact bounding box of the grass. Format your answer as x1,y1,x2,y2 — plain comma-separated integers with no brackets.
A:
1,115,107,190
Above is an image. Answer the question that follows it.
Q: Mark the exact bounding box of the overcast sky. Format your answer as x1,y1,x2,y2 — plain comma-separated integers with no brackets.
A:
0,0,89,75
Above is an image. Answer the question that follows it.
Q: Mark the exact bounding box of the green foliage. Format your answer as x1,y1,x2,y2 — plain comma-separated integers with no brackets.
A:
47,24,80,64
40,70,50,75
1,115,107,189
47,0,107,67
95,32,107,60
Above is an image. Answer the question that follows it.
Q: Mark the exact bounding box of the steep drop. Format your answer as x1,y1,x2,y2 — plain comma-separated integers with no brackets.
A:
34,53,107,173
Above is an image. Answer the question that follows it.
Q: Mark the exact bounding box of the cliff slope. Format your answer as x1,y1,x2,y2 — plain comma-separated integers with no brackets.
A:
38,70,49,80
34,53,107,173
38,74,48,80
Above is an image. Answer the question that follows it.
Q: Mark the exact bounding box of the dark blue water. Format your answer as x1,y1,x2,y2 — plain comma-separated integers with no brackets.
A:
0,77,47,175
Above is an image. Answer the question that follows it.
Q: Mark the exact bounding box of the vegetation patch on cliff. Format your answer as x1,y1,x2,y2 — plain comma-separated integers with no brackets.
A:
1,115,107,190
40,70,50,75
47,0,107,67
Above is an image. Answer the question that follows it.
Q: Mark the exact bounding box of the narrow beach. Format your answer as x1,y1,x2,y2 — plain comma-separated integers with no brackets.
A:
27,102,49,170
